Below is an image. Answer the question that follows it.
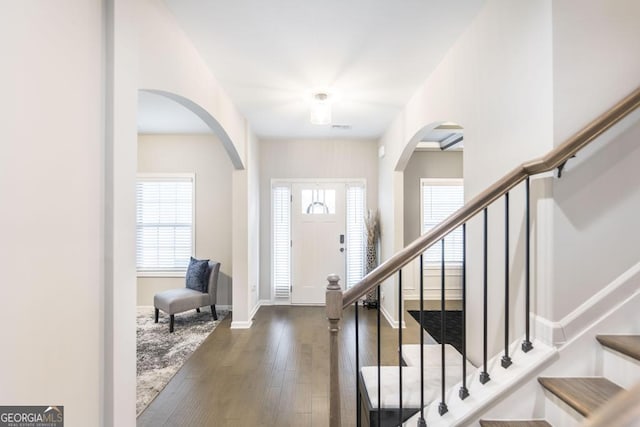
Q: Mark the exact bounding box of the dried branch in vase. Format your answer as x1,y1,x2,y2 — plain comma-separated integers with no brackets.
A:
365,209,380,246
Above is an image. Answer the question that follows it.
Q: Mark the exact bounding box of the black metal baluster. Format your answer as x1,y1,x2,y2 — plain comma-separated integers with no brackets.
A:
522,177,533,353
418,254,427,427
480,208,491,384
438,239,448,415
459,224,469,399
398,269,403,426
377,285,381,427
502,193,512,368
355,300,361,426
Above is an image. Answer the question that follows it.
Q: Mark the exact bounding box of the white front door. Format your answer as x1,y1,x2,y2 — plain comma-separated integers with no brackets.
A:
291,183,346,304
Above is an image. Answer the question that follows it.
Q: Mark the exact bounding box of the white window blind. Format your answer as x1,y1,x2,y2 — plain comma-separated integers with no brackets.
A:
272,185,291,299
421,180,464,265
346,185,365,289
136,176,194,272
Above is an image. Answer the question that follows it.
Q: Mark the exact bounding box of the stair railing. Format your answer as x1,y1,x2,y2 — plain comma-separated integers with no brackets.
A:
326,86,640,427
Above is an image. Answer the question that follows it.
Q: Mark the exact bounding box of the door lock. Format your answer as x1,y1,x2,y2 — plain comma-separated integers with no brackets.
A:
339,234,344,244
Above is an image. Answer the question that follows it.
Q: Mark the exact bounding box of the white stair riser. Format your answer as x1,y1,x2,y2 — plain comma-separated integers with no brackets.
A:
600,347,640,389
542,390,583,427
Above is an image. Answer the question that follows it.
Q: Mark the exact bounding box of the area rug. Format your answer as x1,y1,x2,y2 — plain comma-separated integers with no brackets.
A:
136,306,227,416
408,310,463,354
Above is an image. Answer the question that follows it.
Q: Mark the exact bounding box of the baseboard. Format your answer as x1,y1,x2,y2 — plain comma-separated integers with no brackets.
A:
230,320,253,329
534,260,640,346
216,304,231,311
404,289,462,300
380,304,407,329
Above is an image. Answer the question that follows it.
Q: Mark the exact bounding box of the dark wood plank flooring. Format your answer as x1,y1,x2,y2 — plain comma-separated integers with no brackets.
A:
138,301,456,427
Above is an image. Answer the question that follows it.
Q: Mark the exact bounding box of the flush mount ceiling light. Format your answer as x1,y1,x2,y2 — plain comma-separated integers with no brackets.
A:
310,92,332,125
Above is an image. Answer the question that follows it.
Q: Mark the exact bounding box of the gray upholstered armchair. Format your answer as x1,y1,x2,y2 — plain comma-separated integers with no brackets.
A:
153,261,220,332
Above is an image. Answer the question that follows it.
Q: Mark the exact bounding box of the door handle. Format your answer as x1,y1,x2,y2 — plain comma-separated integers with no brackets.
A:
340,248,344,252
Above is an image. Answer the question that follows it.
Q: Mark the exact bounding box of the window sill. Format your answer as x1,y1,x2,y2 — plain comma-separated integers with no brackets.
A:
137,271,186,278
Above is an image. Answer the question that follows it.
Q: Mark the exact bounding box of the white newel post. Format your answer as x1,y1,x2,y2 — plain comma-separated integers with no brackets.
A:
326,274,343,427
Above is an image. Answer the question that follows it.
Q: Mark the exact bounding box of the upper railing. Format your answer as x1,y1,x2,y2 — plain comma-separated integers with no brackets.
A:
342,86,640,308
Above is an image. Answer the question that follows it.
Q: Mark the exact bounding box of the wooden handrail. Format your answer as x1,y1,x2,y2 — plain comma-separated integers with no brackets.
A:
342,86,640,308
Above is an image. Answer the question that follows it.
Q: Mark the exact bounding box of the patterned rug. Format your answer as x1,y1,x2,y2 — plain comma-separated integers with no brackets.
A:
136,306,227,416
408,310,463,354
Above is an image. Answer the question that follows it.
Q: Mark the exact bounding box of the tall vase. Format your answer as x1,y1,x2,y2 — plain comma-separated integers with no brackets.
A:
364,243,378,308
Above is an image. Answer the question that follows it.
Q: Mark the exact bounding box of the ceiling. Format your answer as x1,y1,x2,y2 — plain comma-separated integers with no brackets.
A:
144,0,484,139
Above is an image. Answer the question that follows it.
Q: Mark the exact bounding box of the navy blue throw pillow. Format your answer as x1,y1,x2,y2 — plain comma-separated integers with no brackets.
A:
186,257,210,293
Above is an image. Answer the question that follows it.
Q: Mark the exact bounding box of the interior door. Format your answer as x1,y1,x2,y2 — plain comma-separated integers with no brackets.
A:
291,183,346,304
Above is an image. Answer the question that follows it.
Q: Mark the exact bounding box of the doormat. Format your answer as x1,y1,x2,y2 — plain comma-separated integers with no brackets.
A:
408,310,463,354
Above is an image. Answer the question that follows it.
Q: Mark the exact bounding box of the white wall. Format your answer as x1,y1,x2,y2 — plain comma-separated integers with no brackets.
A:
259,139,379,301
138,0,246,168
136,134,233,306
378,0,554,359
230,127,261,328
0,2,106,425
247,131,261,312
402,151,464,300
549,0,640,321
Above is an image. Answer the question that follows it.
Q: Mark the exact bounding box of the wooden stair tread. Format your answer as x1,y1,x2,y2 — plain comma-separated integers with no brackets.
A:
537,377,623,417
479,421,552,427
596,335,640,361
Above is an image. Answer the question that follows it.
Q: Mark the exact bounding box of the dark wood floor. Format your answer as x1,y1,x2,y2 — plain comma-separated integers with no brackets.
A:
137,301,458,427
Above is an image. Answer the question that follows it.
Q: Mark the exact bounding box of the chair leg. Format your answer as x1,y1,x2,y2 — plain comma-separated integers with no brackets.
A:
154,308,159,323
196,308,200,313
170,315,175,333
211,305,218,321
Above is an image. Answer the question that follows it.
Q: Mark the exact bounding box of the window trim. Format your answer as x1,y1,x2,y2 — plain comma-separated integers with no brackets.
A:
420,177,464,271
136,172,196,277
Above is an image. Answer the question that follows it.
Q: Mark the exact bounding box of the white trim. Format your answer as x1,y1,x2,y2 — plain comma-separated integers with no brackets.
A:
533,260,640,346
271,178,367,185
136,271,186,278
412,340,557,426
248,301,261,321
230,320,253,329
424,266,463,277
404,289,463,300
216,304,232,312
380,304,407,329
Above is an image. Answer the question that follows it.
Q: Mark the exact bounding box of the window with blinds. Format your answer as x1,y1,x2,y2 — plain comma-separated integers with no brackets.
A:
421,179,464,266
272,185,291,299
136,175,194,273
346,185,365,289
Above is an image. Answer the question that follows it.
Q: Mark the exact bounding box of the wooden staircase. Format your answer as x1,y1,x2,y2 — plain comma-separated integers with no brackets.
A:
479,335,639,426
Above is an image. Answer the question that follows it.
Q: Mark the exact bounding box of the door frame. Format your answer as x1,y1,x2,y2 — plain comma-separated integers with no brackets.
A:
270,178,366,305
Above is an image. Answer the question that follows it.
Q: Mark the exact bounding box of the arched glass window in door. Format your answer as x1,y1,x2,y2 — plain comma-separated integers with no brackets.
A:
301,189,336,214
